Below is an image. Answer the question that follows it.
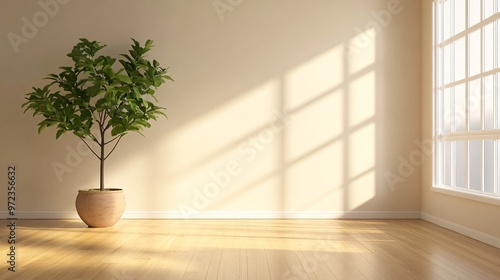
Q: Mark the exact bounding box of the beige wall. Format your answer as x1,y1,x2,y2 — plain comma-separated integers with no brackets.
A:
421,0,500,243
0,0,421,218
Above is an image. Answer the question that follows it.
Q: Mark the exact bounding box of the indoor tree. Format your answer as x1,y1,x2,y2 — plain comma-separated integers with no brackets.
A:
22,38,172,191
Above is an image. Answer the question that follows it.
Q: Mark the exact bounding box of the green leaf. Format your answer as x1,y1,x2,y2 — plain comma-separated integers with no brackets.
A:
115,74,132,84
37,124,46,134
55,129,65,139
153,77,163,87
144,39,154,51
86,84,101,97
111,126,125,136
135,119,151,128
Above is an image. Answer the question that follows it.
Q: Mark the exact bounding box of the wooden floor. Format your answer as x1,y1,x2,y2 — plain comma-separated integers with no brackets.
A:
0,219,499,279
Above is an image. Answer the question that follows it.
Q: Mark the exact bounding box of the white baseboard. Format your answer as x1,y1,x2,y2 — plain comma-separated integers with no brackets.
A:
421,212,500,249
0,211,421,220
123,211,422,220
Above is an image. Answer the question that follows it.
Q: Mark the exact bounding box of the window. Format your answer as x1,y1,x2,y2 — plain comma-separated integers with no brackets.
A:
433,0,500,200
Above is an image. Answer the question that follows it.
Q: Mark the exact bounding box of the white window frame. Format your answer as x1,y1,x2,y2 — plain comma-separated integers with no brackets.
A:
433,0,500,205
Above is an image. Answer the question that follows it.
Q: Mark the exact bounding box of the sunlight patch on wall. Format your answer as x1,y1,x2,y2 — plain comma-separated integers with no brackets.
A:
286,89,344,162
348,123,376,178
281,37,377,212
234,140,280,188
348,71,375,127
348,171,376,211
284,141,344,211
162,80,279,177
348,28,376,75
160,39,377,213
285,45,344,111
343,27,376,211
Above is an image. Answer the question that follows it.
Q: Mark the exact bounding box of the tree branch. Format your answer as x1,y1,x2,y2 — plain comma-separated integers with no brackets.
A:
80,137,101,160
104,135,121,145
102,110,109,124
90,133,100,145
104,123,112,131
92,110,101,125
104,134,124,160
101,110,110,132
97,111,104,126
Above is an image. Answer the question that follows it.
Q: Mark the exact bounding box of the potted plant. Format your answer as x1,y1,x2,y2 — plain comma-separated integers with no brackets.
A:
22,38,172,227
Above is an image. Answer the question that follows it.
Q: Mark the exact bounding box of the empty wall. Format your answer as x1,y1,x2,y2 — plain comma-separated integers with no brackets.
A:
0,0,421,218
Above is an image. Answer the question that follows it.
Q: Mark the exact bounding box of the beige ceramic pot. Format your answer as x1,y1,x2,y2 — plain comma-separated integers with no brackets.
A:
75,189,125,228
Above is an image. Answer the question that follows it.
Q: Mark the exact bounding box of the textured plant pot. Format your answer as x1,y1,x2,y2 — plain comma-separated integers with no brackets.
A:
75,189,125,228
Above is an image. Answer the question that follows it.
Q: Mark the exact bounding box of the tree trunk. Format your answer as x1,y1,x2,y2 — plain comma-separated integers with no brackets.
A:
100,129,105,191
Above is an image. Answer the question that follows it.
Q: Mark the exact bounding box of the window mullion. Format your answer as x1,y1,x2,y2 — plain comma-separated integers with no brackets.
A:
481,0,484,21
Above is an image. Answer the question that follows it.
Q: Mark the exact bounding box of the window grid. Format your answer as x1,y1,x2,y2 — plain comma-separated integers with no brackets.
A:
434,0,500,197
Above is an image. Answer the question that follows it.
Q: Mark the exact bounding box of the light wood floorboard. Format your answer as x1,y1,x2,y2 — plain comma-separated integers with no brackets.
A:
0,219,499,279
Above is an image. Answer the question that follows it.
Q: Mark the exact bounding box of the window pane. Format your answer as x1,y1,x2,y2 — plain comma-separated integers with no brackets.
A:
469,30,481,77
484,23,494,72
497,20,500,70
484,140,495,193
437,141,444,185
497,74,500,129
444,0,452,40
438,89,444,133
484,76,495,130
469,0,481,27
445,141,452,186
437,49,443,86
469,140,482,191
484,0,495,19
455,140,467,188
436,4,443,44
444,44,452,84
454,37,466,81
454,84,467,131
444,88,452,133
469,79,482,130
455,0,466,34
